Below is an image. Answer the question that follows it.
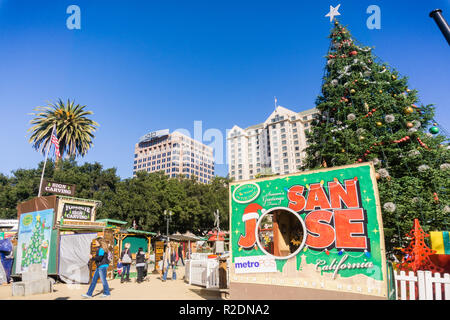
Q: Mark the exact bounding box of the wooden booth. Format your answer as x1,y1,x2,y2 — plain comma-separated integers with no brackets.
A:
12,195,117,283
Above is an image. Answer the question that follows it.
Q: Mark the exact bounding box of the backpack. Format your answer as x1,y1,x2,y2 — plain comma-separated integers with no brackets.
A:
106,250,113,264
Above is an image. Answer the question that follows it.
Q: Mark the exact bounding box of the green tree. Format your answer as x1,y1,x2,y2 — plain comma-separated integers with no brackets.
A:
28,99,99,159
302,20,450,252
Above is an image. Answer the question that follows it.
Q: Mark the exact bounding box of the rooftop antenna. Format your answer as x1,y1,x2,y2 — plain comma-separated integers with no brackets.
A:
274,96,278,109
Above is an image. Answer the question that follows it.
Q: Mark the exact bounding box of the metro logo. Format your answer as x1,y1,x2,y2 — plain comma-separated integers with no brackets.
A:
234,256,277,274
288,178,369,252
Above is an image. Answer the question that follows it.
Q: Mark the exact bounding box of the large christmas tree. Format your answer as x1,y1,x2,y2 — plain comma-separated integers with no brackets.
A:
302,20,450,253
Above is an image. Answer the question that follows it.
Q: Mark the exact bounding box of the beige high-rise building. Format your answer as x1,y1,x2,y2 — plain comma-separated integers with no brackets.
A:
133,129,215,184
227,106,318,181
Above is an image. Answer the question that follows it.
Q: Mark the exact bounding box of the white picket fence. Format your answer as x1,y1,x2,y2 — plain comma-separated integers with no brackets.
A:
185,258,230,289
394,270,450,300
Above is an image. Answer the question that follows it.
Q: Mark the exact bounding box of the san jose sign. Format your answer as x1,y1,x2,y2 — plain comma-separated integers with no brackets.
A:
229,163,388,298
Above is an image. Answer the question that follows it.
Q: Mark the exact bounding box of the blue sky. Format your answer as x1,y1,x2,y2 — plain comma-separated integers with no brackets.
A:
0,0,449,179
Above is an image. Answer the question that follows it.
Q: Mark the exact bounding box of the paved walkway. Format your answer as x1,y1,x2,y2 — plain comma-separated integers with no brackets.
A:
0,266,222,300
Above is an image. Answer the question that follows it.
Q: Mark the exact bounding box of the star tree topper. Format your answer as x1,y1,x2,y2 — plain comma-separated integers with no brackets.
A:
325,4,341,22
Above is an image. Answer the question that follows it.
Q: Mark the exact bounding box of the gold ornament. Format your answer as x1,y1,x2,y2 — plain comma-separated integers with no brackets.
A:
364,102,369,112
379,90,383,93
359,136,365,141
350,89,356,94
392,75,397,80
341,149,346,153
406,122,414,128
375,173,381,180
404,107,414,114
376,122,383,127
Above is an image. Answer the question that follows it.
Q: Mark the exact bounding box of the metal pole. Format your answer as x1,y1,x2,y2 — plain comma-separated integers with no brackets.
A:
429,9,450,45
38,124,56,197
166,218,169,241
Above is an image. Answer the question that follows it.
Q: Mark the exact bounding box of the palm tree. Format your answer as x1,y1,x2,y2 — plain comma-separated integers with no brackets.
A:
28,99,99,159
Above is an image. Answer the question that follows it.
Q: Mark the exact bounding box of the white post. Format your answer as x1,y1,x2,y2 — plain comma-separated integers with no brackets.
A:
425,271,434,300
417,271,426,300
38,124,56,197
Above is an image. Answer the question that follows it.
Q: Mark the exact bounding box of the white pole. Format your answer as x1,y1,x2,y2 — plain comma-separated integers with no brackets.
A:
38,124,56,197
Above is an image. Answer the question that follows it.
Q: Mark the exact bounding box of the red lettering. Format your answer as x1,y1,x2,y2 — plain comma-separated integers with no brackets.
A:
288,185,306,212
238,219,257,249
334,209,367,249
305,210,335,249
329,179,359,209
305,183,331,210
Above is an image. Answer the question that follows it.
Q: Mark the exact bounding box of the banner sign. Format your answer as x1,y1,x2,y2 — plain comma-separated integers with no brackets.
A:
16,209,54,274
62,204,93,221
61,220,106,228
229,163,388,298
155,241,165,271
41,179,76,196
0,219,18,230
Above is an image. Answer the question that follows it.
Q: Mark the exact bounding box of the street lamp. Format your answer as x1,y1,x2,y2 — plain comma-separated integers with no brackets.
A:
163,210,173,242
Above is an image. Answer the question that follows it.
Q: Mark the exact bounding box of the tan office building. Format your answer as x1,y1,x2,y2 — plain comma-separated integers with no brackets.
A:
133,129,215,184
227,106,318,181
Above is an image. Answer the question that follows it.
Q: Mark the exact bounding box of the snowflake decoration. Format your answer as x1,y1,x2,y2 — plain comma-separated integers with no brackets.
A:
378,168,390,178
385,114,395,123
383,202,396,213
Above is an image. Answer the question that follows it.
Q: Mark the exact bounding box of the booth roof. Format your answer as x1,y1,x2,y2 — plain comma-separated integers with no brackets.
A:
126,228,157,236
169,232,201,241
96,218,128,225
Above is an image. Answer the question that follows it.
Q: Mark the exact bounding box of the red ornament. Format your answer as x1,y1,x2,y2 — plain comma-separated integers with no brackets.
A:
325,249,330,255
358,159,363,163
433,193,439,203
349,50,358,56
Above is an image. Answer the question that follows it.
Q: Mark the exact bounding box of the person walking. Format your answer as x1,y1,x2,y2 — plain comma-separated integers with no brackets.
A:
162,242,177,281
120,243,132,283
135,247,146,283
177,243,185,266
82,238,111,298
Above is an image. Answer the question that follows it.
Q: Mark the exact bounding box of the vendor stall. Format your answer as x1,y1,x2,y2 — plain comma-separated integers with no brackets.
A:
229,163,393,300
11,195,116,284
